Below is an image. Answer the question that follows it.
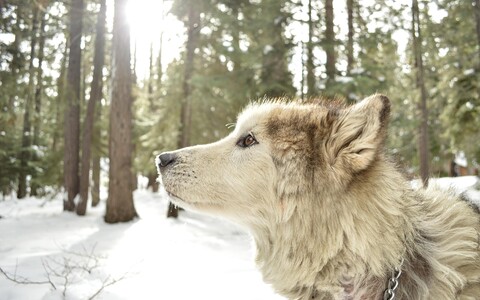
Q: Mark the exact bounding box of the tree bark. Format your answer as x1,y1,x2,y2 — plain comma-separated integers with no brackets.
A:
474,0,480,101
53,44,69,152
412,0,429,186
168,2,201,218
18,5,39,199
77,0,106,215
30,9,47,197
325,0,335,82
178,3,200,150
132,38,137,85
474,0,480,62
91,149,101,207
301,42,305,100
148,42,155,109
91,100,102,208
33,10,46,149
231,2,241,72
105,0,137,223
306,0,315,96
147,173,159,192
346,0,354,74
157,31,163,88
63,0,83,211
7,5,23,115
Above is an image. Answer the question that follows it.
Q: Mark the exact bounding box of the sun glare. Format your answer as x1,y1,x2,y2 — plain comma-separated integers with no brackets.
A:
126,0,185,80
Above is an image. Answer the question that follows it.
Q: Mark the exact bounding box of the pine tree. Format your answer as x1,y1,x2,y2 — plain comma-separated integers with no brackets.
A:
475,0,480,61
0,1,23,194
30,8,47,197
77,0,106,216
306,0,317,97
412,0,429,186
257,0,296,97
105,0,138,223
64,0,83,211
435,0,480,163
346,0,354,74
324,0,335,85
17,4,39,199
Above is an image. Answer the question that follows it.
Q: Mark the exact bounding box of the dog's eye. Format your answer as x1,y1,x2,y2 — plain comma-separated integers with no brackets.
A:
237,133,258,148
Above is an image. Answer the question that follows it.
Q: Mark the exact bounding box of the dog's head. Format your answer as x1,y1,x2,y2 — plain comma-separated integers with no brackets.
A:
156,94,390,225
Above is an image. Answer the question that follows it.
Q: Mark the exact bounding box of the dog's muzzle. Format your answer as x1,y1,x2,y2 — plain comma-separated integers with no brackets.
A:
156,152,177,171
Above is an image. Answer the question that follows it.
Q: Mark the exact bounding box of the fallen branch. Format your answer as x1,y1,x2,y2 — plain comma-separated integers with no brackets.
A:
88,273,129,300
0,266,57,290
1,246,134,299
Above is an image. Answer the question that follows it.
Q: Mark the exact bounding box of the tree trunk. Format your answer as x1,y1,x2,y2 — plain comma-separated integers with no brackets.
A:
105,0,137,223
7,5,23,115
412,0,429,186
33,10,46,149
30,10,47,197
306,0,315,96
53,44,69,152
346,0,354,74
147,172,159,192
91,150,101,207
157,31,163,88
132,39,137,85
178,3,200,150
474,0,480,101
148,42,154,109
301,42,305,100
231,3,241,72
18,5,39,199
91,100,102,208
77,0,106,216
63,0,83,211
325,0,335,82
169,2,201,218
474,0,480,62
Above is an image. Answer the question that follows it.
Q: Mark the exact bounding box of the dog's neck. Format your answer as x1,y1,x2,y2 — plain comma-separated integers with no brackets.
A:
250,162,412,299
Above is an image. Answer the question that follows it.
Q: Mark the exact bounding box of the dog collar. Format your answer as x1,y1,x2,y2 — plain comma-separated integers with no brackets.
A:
383,258,404,300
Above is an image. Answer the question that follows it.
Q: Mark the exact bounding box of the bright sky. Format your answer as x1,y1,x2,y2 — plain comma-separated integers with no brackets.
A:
125,0,185,80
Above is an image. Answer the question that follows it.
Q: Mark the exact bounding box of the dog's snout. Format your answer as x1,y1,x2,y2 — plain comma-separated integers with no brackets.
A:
158,152,177,168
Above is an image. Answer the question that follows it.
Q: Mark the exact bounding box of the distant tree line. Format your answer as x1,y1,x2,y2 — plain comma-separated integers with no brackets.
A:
0,0,479,219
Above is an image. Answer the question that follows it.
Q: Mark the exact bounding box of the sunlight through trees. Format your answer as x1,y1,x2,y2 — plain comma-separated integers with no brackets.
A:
0,0,479,214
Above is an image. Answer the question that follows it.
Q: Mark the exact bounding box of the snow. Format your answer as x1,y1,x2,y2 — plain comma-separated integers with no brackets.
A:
463,68,475,76
454,151,468,167
350,67,365,75
1,177,479,300
334,76,354,83
0,189,283,300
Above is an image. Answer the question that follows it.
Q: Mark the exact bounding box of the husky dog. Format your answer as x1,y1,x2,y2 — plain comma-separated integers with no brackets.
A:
156,95,480,299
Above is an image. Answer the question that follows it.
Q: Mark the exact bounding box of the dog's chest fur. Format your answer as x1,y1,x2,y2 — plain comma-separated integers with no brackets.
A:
253,212,387,299
251,184,480,300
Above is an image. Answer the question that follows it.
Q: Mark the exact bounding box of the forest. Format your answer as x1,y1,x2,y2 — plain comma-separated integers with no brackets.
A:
1,0,480,221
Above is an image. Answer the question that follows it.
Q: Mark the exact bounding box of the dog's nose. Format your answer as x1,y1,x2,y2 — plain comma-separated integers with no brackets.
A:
157,152,177,168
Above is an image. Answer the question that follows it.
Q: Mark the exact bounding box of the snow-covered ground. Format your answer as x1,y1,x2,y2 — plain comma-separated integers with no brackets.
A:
0,176,479,300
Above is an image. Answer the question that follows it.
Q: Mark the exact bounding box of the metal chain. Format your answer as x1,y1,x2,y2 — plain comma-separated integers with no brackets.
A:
383,258,404,300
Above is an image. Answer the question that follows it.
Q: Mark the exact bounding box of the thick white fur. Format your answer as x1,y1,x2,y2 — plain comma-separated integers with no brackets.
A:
157,95,480,299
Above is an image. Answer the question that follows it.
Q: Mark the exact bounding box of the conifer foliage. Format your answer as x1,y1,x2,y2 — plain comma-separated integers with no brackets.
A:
0,0,479,218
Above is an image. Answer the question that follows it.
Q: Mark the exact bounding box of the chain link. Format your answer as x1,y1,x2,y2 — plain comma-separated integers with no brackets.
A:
383,258,404,300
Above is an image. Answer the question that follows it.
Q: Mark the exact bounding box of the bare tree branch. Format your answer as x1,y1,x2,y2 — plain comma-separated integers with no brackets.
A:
88,273,129,300
1,245,134,299
0,266,56,290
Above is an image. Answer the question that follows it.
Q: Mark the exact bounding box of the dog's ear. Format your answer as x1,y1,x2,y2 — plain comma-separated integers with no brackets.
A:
325,94,390,172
